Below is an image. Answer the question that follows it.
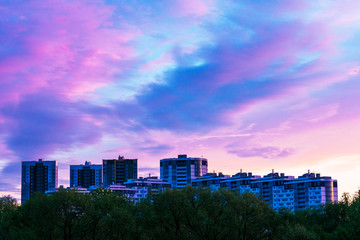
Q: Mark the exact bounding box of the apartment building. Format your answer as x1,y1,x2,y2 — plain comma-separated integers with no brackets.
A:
21,159,58,204
292,171,338,210
70,161,102,188
191,172,230,191
103,155,137,186
220,171,261,194
193,170,337,211
124,176,171,202
160,154,208,188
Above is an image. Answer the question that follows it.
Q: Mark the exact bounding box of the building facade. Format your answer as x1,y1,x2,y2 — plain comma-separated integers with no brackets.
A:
219,170,338,211
107,184,137,199
124,176,171,202
103,155,137,186
292,172,338,210
21,159,58,204
254,171,295,211
160,154,208,188
70,161,102,188
220,171,261,194
191,172,230,191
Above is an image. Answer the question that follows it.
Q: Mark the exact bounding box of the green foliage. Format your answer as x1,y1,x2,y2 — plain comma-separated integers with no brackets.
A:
135,187,277,240
275,224,318,240
2,189,360,239
0,196,19,240
0,196,17,212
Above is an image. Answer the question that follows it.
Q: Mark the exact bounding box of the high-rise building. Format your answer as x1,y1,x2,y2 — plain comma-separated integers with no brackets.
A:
21,159,58,204
160,154,208,188
254,171,295,211
191,172,230,191
292,171,338,210
220,171,261,194
216,170,338,211
103,155,137,186
70,161,102,188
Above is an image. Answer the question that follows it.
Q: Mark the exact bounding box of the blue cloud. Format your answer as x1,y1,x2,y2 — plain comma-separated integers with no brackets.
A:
1,92,103,160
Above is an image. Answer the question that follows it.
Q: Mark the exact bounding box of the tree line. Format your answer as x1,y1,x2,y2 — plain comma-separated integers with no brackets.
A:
1,187,360,240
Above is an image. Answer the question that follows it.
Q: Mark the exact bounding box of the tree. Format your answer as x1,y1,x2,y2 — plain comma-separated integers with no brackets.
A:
141,187,277,240
226,191,277,240
145,188,189,240
181,187,235,240
335,190,360,239
0,196,19,240
94,193,136,240
19,190,91,240
275,224,318,240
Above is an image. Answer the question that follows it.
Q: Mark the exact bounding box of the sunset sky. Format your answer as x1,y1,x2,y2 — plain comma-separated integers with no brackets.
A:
1,0,360,199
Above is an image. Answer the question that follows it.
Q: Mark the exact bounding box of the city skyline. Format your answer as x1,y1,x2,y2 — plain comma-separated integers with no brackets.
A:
19,155,338,211
1,0,360,199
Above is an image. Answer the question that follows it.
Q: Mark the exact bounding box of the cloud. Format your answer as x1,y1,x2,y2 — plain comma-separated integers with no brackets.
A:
138,167,160,173
0,0,137,106
122,18,336,132
2,0,360,198
171,0,214,17
1,0,347,163
229,146,295,159
1,92,103,160
138,144,174,154
0,162,21,198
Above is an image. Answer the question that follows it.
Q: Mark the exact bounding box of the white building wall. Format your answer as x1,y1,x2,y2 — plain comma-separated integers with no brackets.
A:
168,165,172,186
176,166,187,187
201,165,207,176
272,186,294,211
191,164,195,179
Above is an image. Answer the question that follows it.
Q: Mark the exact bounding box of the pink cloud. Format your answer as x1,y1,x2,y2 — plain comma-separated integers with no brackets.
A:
2,0,360,198
215,21,335,86
229,146,295,159
0,0,138,105
348,65,360,75
172,0,214,17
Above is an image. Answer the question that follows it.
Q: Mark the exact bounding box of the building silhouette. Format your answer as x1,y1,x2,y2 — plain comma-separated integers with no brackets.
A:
191,172,230,191
217,170,338,211
103,155,137,186
21,159,58,204
160,154,208,188
20,155,338,211
70,161,102,188
292,171,338,210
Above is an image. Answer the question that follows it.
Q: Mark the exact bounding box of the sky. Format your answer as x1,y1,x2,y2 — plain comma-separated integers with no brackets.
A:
1,0,360,199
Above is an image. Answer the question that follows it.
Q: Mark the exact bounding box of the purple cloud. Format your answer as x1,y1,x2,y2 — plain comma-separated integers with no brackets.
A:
138,167,160,173
118,19,335,132
138,144,174,154
229,146,295,159
0,0,347,162
1,92,102,160
0,0,136,107
1,0,360,198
